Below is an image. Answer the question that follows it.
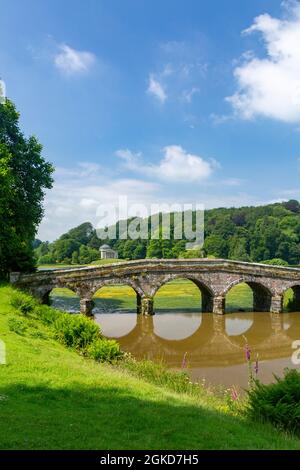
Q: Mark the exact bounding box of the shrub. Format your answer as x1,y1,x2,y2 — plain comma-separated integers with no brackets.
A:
120,356,201,396
8,318,27,335
87,338,123,363
30,330,48,340
34,304,63,325
53,313,101,349
247,369,300,434
10,291,37,315
262,258,289,266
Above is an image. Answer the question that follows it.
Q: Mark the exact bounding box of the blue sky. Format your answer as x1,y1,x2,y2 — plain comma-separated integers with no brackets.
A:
1,0,300,240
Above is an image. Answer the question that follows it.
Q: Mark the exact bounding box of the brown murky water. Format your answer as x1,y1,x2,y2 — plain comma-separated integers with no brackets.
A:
95,311,300,390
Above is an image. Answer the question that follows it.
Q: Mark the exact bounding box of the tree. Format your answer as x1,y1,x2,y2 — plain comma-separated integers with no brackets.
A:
203,235,228,258
71,251,79,265
146,239,162,258
0,99,54,277
53,238,81,263
283,200,300,213
66,222,94,244
0,146,15,277
78,245,99,264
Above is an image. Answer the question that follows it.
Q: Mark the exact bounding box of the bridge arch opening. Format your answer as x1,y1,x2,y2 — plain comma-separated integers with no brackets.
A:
225,281,272,313
46,287,80,313
283,285,300,312
153,277,213,313
92,284,139,336
92,284,139,314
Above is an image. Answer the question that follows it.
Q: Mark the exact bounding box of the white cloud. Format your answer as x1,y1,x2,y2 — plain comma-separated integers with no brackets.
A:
157,145,214,181
227,1,300,122
38,171,160,241
54,44,96,75
147,40,207,106
38,158,254,241
115,149,142,170
116,145,216,182
147,74,167,103
181,87,200,103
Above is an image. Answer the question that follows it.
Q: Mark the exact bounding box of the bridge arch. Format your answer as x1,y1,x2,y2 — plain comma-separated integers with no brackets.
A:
281,284,300,312
151,274,214,313
222,278,273,312
39,285,81,312
91,280,143,315
89,278,145,298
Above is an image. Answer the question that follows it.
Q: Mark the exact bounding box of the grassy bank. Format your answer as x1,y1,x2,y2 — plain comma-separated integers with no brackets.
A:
0,285,300,449
38,259,126,270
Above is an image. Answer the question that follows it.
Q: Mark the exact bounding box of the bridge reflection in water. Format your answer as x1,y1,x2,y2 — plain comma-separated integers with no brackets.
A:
95,311,300,389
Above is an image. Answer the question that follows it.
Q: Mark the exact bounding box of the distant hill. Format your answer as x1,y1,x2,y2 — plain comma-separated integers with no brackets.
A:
35,200,300,266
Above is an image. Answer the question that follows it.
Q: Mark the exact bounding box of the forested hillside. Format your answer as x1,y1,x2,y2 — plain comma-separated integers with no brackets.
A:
35,200,300,266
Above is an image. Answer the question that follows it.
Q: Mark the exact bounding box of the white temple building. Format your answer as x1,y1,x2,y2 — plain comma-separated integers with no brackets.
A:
99,244,118,259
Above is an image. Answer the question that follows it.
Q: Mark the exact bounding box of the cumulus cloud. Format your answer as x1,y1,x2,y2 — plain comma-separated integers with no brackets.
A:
38,168,160,241
157,145,214,181
38,158,254,241
54,44,96,75
227,1,300,122
147,74,167,103
116,145,216,182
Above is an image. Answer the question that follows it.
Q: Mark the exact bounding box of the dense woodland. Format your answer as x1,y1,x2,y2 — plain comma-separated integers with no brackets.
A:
35,199,300,266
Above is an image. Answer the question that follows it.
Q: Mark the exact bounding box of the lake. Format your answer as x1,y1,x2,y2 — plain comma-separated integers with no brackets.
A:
50,291,300,392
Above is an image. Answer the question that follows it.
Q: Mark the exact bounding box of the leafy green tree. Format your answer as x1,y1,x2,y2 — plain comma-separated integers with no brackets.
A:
228,236,250,261
0,99,54,277
146,239,162,258
53,238,80,263
39,253,56,265
71,251,79,265
0,146,16,277
34,200,300,266
203,235,228,258
78,245,99,264
122,240,139,260
66,222,94,245
283,199,300,213
132,242,147,259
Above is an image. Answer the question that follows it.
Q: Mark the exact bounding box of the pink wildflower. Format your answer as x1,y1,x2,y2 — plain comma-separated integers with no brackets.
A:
244,344,251,362
231,386,239,401
181,352,188,369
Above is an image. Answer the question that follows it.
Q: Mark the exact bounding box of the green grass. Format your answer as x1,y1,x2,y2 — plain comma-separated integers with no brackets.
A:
1,284,300,449
90,258,127,266
38,259,126,270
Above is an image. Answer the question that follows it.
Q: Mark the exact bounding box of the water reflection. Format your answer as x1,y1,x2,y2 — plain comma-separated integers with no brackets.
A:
95,310,300,389
50,292,300,389
225,314,253,336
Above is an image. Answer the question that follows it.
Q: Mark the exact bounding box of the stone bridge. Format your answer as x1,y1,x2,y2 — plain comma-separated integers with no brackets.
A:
10,259,300,316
